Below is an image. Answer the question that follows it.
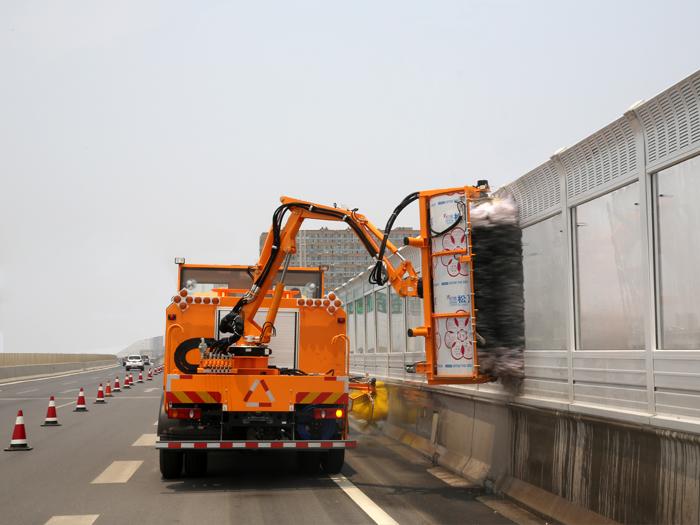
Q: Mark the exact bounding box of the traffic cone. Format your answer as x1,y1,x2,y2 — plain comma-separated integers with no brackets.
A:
95,384,106,404
5,409,32,451
123,375,131,389
147,369,153,381
113,376,121,392
137,371,143,383
74,388,89,412
105,381,113,397
129,373,134,385
41,396,61,426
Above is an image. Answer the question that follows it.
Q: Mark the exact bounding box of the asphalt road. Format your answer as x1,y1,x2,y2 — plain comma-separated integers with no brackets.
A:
0,367,526,525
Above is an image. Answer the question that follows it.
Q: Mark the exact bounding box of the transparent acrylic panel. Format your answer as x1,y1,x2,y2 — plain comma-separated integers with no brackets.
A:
376,288,389,353
365,293,376,353
346,299,356,353
522,215,567,350
390,287,406,352
575,182,644,350
657,155,700,349
406,295,425,354
354,297,365,353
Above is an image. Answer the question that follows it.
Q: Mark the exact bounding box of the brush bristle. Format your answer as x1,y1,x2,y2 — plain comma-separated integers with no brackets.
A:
471,195,524,390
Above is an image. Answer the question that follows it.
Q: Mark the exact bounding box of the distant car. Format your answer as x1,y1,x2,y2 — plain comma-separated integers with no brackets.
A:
125,354,145,371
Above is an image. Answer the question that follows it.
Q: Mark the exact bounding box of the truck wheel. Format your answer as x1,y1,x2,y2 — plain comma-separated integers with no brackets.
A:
298,452,320,475
160,450,183,479
184,452,208,477
321,449,345,474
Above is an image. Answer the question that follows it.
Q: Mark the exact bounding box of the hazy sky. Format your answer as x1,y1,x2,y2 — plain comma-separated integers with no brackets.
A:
1,1,699,354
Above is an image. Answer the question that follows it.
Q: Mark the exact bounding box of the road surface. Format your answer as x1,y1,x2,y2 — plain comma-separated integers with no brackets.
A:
0,367,529,525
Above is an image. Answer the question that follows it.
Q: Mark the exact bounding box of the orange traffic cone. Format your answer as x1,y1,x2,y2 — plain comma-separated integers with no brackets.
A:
147,369,153,381
95,384,106,404
105,381,113,397
41,396,61,426
137,371,143,383
123,375,131,389
5,409,32,451
113,376,121,392
74,388,89,412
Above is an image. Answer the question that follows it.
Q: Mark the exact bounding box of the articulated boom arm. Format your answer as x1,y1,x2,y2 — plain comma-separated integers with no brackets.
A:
215,184,494,386
236,196,420,344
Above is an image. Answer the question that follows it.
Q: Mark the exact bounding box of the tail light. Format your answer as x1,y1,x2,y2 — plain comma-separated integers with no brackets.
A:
168,407,202,420
313,407,344,420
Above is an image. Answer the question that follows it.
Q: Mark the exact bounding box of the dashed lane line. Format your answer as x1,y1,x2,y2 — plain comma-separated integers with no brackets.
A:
91,461,143,484
330,474,399,525
45,515,99,525
56,401,76,409
16,388,38,394
144,387,159,393
59,389,78,394
132,433,157,446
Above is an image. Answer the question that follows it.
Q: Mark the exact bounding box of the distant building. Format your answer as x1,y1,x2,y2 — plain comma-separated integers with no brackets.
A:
259,226,419,291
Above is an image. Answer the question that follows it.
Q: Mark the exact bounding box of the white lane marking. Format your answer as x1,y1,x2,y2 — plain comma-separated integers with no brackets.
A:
56,401,75,409
153,420,158,426
91,460,143,484
45,515,99,525
144,387,158,393
427,466,473,488
132,433,157,446
0,364,119,387
61,381,78,385
59,389,78,394
330,474,398,525
16,388,38,394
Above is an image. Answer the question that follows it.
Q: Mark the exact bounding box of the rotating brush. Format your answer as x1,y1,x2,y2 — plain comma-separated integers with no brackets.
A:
471,195,524,390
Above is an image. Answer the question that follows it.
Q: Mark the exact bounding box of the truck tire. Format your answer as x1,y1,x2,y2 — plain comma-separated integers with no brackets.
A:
184,451,208,477
160,450,183,479
321,449,345,474
298,452,320,475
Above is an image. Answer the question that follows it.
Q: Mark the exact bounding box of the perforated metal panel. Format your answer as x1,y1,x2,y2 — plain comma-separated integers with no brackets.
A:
500,161,560,222
636,72,700,168
560,117,639,201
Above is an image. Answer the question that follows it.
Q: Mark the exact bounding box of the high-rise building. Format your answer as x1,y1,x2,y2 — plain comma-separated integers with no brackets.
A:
259,226,420,291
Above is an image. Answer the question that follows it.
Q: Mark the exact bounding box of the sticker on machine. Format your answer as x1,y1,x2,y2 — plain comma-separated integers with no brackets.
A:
432,256,472,314
429,192,469,253
434,315,474,376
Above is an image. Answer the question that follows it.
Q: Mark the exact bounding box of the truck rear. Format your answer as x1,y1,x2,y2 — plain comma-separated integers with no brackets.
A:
157,264,354,478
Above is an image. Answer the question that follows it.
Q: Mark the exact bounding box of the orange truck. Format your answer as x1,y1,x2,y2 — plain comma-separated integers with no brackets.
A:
156,185,494,478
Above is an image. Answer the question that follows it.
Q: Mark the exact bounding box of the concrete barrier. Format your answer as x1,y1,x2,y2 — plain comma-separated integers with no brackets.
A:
0,354,117,382
365,379,700,525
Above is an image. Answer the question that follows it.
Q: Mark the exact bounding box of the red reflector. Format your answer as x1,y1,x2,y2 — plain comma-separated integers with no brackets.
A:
168,314,177,321
337,317,346,324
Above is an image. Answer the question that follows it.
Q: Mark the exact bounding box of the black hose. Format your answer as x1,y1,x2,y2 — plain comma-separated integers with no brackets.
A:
369,192,419,285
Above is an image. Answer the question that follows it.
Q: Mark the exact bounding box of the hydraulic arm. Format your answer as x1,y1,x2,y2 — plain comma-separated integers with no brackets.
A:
209,184,493,385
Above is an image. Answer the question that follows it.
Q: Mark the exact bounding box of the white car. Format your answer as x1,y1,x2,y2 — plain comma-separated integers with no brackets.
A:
125,354,145,371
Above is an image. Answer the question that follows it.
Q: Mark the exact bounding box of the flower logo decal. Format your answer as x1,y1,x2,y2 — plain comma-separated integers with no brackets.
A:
443,316,473,360
442,226,466,251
